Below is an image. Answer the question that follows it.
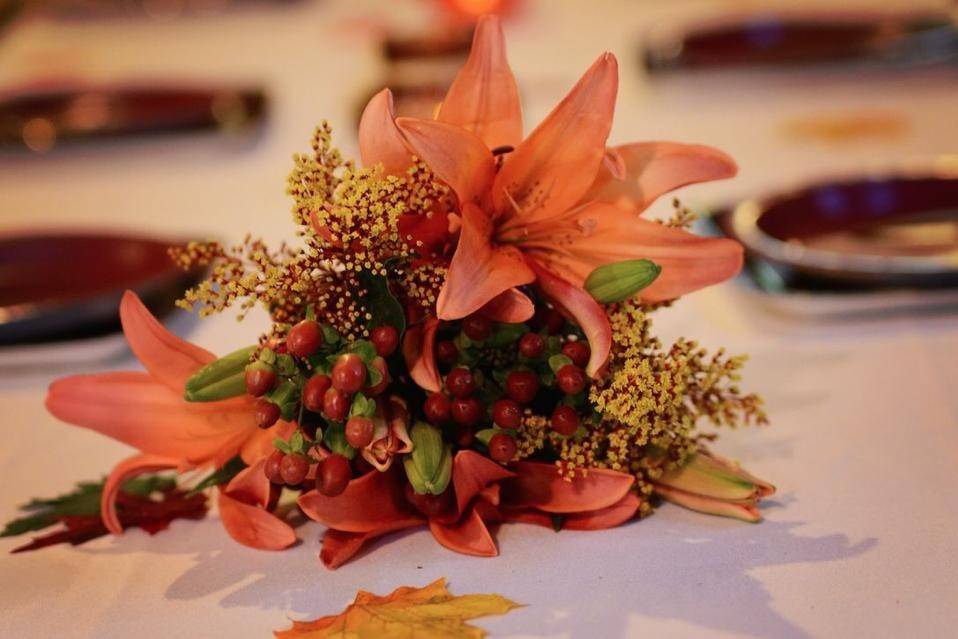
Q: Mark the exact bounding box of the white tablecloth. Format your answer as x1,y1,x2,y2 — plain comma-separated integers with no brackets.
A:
2,1,957,637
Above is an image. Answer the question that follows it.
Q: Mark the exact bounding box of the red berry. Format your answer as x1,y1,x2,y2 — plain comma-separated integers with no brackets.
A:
287,320,322,358
264,450,285,483
562,340,591,369
550,404,579,436
445,367,476,398
365,356,389,396
345,416,374,449
279,453,309,485
370,325,399,357
332,354,367,394
451,396,483,426
518,332,545,359
557,364,586,395
404,482,455,520
317,454,352,496
323,387,349,421
492,398,521,429
436,340,458,366
505,370,539,404
534,306,565,335
424,393,451,424
254,399,281,429
488,433,517,463
245,365,276,397
456,424,476,447
462,315,492,341
302,374,332,412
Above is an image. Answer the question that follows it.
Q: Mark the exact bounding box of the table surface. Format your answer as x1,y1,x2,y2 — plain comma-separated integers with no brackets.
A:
2,1,957,637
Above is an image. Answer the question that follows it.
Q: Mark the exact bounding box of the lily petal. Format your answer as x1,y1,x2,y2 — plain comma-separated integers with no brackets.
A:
223,458,271,508
46,372,257,464
438,14,522,150
298,467,419,533
217,490,297,550
525,257,610,377
429,507,498,557
504,491,640,530
480,288,535,323
584,142,738,212
238,420,297,466
119,290,214,391
359,88,411,175
452,450,515,516
402,317,441,393
320,517,425,569
503,461,634,513
525,201,743,303
395,117,496,207
653,484,762,523
101,453,179,535
437,203,535,320
493,53,617,224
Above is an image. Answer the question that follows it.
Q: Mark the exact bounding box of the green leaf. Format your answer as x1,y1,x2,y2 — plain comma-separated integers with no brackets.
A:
349,393,377,418
548,354,573,373
274,437,291,454
366,362,384,387
323,424,356,459
2,476,177,538
321,323,341,345
475,428,497,446
275,353,298,377
359,271,406,334
184,345,256,402
584,259,661,304
188,457,246,496
266,380,300,421
346,340,377,364
486,323,529,348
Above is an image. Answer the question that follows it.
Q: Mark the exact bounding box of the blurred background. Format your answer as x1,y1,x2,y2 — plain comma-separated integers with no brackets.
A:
1,0,957,355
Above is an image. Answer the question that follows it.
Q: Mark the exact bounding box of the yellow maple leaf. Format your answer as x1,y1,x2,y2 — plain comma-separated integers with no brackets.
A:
274,578,522,639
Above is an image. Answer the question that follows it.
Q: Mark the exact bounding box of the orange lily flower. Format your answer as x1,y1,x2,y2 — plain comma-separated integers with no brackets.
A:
298,449,638,568
359,15,742,378
45,291,296,550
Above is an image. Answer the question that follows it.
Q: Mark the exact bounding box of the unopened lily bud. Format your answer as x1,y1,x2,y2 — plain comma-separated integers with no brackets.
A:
403,422,452,495
584,259,661,304
654,450,775,523
184,345,256,402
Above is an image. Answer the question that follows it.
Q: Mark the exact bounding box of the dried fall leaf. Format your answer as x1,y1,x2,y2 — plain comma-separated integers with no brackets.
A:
274,578,521,639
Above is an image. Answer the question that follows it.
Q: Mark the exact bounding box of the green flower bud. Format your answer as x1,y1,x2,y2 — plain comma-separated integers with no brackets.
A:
403,422,452,495
184,345,256,402
584,259,661,304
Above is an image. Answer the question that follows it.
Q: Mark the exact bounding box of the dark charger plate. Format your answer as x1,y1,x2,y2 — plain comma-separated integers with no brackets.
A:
0,231,202,346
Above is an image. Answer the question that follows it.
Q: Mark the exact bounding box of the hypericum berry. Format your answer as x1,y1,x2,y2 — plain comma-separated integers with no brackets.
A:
505,370,539,404
254,399,281,429
345,416,374,449
488,433,517,463
245,364,276,397
451,396,483,426
302,374,332,412
550,404,579,436
556,364,586,395
462,315,492,341
404,482,455,520
436,340,458,366
424,392,452,424
365,356,389,396
370,325,399,357
456,424,476,447
322,387,349,421
518,332,545,359
287,320,322,358
492,398,521,429
264,449,285,483
534,306,565,335
279,453,309,485
317,454,351,497
562,340,591,369
445,367,476,398
332,354,367,394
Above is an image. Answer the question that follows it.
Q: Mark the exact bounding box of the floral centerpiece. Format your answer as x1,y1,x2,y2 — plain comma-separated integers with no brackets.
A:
25,16,773,568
